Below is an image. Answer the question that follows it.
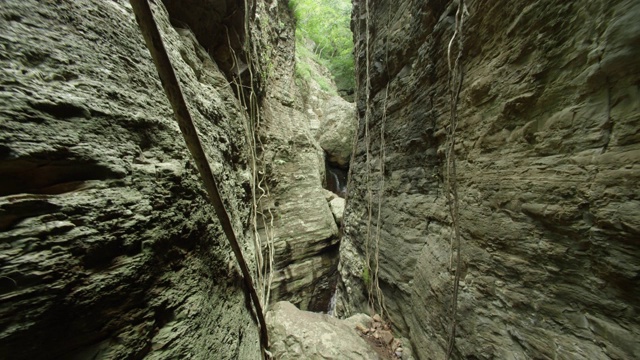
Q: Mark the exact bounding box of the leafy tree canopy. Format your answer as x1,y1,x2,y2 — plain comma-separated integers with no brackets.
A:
289,0,355,92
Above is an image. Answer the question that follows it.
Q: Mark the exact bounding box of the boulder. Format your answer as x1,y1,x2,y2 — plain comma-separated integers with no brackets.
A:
266,301,379,360
317,96,357,167
329,197,346,225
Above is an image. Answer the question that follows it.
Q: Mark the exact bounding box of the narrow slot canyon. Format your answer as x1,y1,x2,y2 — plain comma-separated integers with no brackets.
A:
1,0,639,359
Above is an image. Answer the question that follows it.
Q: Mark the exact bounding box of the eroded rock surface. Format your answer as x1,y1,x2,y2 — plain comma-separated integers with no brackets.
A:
0,0,272,358
247,3,342,312
316,95,357,167
329,197,346,225
338,0,640,359
300,54,357,177
267,301,380,359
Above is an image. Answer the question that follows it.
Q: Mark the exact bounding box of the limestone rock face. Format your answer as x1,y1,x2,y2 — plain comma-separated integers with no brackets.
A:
0,0,280,358
299,57,357,168
266,301,380,360
255,102,339,311
338,0,640,359
316,95,357,167
329,197,346,225
0,0,352,357
250,4,341,312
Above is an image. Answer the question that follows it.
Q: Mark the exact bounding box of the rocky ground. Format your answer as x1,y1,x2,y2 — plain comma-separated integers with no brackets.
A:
267,301,411,360
355,313,413,360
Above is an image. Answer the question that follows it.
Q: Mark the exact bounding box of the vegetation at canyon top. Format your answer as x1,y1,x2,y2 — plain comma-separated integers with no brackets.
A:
288,0,355,93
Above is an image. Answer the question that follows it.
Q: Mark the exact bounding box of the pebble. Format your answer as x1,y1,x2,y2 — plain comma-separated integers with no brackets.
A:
355,323,368,333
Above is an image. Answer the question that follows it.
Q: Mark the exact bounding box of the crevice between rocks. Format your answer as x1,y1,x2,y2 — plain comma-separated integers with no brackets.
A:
0,159,125,197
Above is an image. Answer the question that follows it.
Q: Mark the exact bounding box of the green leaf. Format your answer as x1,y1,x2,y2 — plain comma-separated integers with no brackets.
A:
289,0,355,91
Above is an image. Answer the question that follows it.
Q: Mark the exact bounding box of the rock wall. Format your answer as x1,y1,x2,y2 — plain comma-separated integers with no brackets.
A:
338,0,640,359
0,1,267,358
244,0,360,312
0,0,355,356
243,1,343,312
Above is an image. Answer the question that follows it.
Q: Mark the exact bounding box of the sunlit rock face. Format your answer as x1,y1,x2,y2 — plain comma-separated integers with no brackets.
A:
241,3,343,313
316,95,357,168
337,0,640,359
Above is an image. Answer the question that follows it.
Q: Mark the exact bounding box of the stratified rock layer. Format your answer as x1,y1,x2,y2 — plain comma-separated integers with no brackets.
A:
249,3,341,312
0,1,264,358
338,0,640,359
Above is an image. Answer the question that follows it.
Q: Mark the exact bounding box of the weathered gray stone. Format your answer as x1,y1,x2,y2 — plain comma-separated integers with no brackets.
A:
338,0,640,359
329,197,346,225
253,5,347,311
0,0,293,358
297,53,356,166
324,189,339,202
266,301,380,360
258,100,341,311
317,96,357,167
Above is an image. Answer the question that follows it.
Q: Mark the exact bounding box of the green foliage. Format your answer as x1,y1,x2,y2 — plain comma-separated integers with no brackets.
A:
294,34,336,94
362,266,371,287
289,0,355,92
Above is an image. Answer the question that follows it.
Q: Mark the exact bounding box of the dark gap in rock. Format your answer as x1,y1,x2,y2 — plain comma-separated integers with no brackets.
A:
308,245,340,312
0,144,11,158
161,0,261,103
0,276,18,295
161,0,246,66
153,306,176,330
83,237,125,270
324,153,348,198
30,100,91,120
0,159,124,197
310,243,340,310
273,242,340,312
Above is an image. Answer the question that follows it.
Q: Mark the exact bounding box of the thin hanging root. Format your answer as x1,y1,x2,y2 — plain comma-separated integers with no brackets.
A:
0,276,17,287
226,28,265,301
227,3,276,312
372,7,393,323
344,0,365,317
373,81,389,321
445,1,466,359
363,0,374,313
360,0,391,323
236,0,275,311
128,0,269,357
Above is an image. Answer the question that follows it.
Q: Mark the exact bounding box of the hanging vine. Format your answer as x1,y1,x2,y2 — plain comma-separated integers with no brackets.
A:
363,0,375,315
236,0,277,314
358,0,390,323
226,1,276,356
444,0,467,359
373,6,392,323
